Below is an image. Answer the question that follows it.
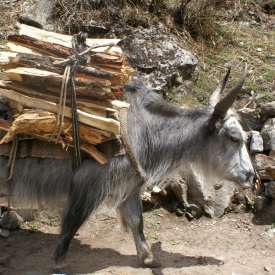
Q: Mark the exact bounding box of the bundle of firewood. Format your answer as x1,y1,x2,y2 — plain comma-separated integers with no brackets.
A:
0,23,132,164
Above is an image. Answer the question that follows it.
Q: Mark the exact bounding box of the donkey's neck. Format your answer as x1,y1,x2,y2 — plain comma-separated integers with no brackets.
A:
127,90,211,182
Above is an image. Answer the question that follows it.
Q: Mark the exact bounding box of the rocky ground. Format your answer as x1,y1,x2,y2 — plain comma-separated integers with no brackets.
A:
0,208,275,275
0,1,275,274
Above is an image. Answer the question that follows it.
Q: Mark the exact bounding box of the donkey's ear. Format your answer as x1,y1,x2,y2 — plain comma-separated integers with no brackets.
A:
208,64,248,132
208,113,224,133
209,67,231,107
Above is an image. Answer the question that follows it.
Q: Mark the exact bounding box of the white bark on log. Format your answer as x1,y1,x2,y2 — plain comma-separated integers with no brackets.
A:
17,23,122,55
0,88,120,135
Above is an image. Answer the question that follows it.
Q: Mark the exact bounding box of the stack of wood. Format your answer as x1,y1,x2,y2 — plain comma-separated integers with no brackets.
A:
0,23,132,164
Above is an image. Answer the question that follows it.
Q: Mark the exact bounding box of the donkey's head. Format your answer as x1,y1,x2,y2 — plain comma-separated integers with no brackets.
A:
204,64,254,186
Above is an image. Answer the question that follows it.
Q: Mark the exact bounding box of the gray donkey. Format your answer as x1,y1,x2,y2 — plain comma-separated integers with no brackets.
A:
0,65,254,267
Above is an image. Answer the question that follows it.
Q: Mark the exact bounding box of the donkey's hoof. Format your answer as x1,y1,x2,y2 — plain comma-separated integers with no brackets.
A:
52,259,67,273
142,254,161,268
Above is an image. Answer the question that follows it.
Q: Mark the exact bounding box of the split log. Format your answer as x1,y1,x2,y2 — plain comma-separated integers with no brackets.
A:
0,81,120,117
0,51,125,86
3,41,42,56
0,111,109,164
16,23,122,55
0,67,118,100
0,88,120,135
8,35,71,58
110,100,130,109
8,34,123,65
2,41,128,83
79,143,108,165
0,110,112,145
0,23,133,165
1,67,112,88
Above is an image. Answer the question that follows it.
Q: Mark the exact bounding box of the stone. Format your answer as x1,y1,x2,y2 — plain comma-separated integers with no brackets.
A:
250,131,264,153
266,166,275,179
85,19,109,36
232,204,247,213
117,25,197,95
0,210,24,230
255,195,268,212
237,108,263,131
0,228,10,238
269,150,275,158
186,168,216,217
0,255,10,267
260,102,275,120
261,119,275,151
20,0,55,31
254,154,275,180
185,171,237,218
214,181,236,217
255,0,275,14
264,228,275,238
264,181,275,199
256,47,263,52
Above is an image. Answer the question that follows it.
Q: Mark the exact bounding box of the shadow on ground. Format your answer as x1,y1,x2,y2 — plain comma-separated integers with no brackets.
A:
252,199,275,225
0,230,223,274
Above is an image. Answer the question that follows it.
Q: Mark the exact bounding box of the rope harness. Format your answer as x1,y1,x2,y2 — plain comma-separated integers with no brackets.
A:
118,107,147,185
2,32,147,209
52,33,87,169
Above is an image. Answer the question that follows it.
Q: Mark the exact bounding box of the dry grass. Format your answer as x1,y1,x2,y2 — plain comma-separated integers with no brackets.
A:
189,15,275,106
0,0,26,39
1,0,273,108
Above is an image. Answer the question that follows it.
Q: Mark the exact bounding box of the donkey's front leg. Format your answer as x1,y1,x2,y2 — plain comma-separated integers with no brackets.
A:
119,190,159,267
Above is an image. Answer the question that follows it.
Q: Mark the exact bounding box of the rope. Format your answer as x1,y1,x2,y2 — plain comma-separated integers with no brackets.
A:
51,65,71,142
69,64,82,168
7,137,18,208
118,107,147,185
51,33,85,169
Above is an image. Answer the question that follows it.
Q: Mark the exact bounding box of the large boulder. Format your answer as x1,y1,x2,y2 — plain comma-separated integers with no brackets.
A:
250,130,264,153
261,118,275,151
20,0,55,30
255,0,275,14
254,154,275,180
186,171,237,218
238,107,264,131
116,25,197,95
151,171,239,218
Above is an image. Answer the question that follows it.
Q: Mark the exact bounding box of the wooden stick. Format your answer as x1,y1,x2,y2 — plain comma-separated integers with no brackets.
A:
17,23,122,55
1,67,112,88
4,41,42,55
0,111,109,164
81,143,108,165
0,80,119,116
0,88,120,134
8,34,71,57
0,51,128,88
0,110,111,145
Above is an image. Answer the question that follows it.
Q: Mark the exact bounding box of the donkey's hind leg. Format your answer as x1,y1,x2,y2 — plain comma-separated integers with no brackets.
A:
54,165,106,264
119,190,159,267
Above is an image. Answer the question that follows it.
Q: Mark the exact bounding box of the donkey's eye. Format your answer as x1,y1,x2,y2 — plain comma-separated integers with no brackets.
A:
230,136,239,143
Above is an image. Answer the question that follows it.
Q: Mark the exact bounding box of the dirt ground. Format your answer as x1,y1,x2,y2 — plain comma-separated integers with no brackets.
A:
0,207,275,275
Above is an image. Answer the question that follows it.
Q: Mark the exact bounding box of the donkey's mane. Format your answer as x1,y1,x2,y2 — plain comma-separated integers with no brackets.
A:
124,79,212,180
125,79,209,120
